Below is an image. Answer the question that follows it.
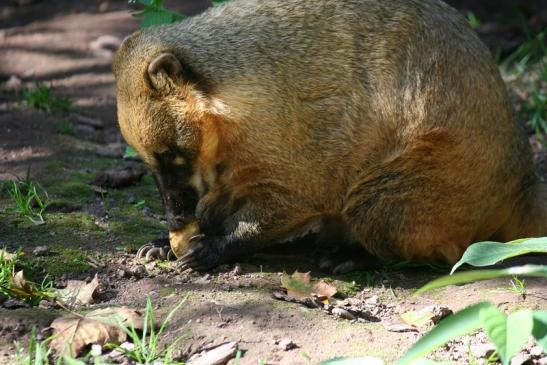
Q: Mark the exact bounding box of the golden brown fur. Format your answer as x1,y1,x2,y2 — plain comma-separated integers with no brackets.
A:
113,0,547,269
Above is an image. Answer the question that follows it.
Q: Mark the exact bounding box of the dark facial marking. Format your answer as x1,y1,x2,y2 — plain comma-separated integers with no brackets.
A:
152,147,199,230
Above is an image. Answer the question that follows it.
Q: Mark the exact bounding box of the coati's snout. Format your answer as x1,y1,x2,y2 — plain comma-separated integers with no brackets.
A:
152,163,202,259
114,47,212,258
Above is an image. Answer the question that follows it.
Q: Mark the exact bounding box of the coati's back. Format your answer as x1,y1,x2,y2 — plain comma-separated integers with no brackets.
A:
114,0,545,266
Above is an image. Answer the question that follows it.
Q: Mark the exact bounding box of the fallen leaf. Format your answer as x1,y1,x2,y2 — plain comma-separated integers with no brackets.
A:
8,270,47,302
13,270,29,290
312,280,337,299
57,274,100,307
400,305,453,327
281,271,313,298
49,306,143,357
382,321,419,333
0,249,17,262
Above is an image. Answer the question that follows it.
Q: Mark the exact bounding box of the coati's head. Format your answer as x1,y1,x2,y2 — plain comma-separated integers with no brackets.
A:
113,31,222,233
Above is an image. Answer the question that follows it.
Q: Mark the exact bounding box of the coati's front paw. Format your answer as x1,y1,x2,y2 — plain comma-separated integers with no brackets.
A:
177,234,226,271
136,238,177,262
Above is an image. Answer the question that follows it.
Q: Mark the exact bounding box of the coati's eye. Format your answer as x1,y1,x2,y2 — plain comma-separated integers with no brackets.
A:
153,149,188,168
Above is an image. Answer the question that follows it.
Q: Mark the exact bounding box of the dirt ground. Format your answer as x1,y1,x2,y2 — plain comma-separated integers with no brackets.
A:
0,1,546,364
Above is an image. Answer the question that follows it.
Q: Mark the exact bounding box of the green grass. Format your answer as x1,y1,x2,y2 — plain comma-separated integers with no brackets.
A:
55,120,77,136
8,180,49,224
500,28,546,74
523,86,547,144
115,295,189,365
466,11,481,29
20,83,72,115
0,249,55,305
508,276,527,298
500,26,547,145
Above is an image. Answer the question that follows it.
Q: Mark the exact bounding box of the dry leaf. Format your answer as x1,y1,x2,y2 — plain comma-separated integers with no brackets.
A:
58,274,100,306
13,270,29,290
312,280,337,299
0,249,17,261
382,321,419,333
400,305,452,327
280,271,312,298
281,272,337,302
49,306,143,357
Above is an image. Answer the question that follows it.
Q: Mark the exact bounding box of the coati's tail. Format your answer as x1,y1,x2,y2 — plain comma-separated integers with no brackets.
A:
498,183,547,240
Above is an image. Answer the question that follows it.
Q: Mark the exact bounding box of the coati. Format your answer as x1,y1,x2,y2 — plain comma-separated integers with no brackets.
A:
113,0,547,270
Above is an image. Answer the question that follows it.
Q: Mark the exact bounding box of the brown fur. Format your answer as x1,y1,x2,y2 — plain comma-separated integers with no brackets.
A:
113,0,547,268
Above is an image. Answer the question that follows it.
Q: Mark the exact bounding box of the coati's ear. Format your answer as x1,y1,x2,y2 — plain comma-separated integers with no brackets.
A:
147,53,182,90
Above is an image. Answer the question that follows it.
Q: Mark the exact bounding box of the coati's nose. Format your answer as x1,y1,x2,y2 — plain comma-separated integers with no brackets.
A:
152,169,199,230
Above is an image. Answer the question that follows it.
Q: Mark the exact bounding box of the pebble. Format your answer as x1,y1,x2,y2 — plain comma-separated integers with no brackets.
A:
194,274,212,285
231,264,242,276
277,338,297,351
90,344,102,356
2,299,29,309
529,346,543,357
332,307,357,321
365,295,380,305
4,75,22,90
470,343,496,359
116,269,127,279
510,352,532,365
38,300,57,309
32,246,49,256
128,265,146,278
145,262,157,270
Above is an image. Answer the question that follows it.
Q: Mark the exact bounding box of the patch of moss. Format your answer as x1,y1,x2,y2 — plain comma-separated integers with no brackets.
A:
109,205,164,247
45,180,93,206
44,160,65,174
36,246,90,279
1,212,107,251
338,280,361,297
109,174,164,214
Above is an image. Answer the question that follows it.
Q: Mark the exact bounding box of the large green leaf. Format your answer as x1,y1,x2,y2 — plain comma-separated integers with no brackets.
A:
480,307,534,365
451,238,547,273
414,265,547,295
316,357,384,365
140,10,176,27
532,311,547,352
397,302,492,365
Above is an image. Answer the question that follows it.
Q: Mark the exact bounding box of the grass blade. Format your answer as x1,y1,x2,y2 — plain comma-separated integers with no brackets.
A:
415,265,547,295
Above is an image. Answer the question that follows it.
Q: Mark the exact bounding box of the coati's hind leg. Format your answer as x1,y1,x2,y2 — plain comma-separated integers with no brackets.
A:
492,183,547,241
342,135,484,264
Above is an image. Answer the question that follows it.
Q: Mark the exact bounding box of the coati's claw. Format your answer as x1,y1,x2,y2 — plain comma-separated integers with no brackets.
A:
177,235,224,271
136,244,154,260
136,239,173,262
145,247,166,261
189,234,206,243
167,249,177,261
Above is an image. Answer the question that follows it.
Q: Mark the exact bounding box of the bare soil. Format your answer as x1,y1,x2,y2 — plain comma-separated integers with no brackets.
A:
0,1,546,364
